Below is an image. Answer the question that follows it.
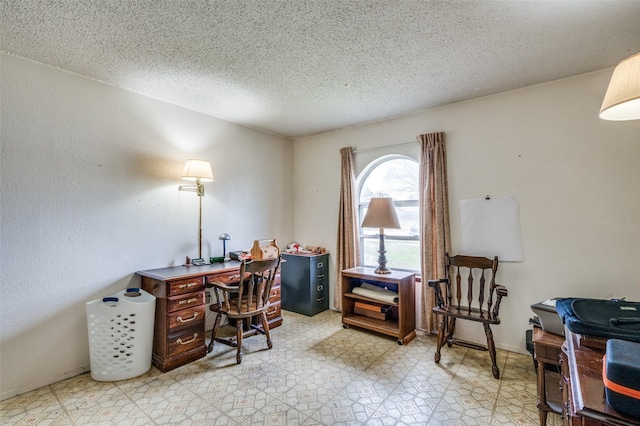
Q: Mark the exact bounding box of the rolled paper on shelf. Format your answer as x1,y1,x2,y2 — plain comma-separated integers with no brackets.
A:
352,283,399,304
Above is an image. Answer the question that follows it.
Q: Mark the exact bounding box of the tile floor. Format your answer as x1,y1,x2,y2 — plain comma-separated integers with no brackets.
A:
1,310,561,425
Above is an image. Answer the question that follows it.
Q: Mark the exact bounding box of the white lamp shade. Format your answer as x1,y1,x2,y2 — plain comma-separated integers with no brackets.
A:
181,160,213,182
361,197,401,229
599,52,640,121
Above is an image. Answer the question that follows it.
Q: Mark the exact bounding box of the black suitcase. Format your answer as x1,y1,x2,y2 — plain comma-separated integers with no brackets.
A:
555,298,640,343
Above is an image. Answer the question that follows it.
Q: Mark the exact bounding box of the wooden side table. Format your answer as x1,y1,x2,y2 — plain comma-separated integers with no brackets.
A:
533,327,564,425
341,267,416,345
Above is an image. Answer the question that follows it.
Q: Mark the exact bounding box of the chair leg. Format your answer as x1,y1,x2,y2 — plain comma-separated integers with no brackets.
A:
435,315,446,363
208,313,222,353
235,320,243,364
261,312,272,349
484,323,500,379
445,317,456,348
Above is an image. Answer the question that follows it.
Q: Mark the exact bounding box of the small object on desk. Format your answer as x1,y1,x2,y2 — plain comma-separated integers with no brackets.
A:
183,256,192,266
191,258,207,266
209,256,225,264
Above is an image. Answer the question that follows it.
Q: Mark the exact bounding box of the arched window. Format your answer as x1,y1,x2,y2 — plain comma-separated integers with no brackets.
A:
357,155,420,271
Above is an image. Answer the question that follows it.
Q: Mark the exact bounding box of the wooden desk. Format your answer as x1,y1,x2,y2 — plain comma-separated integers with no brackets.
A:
137,261,282,371
533,327,564,425
562,329,640,426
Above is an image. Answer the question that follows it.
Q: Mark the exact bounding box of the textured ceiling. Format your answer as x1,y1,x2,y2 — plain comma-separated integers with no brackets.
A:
2,1,640,139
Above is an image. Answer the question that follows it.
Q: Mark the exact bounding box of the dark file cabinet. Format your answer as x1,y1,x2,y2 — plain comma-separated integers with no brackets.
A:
281,253,329,316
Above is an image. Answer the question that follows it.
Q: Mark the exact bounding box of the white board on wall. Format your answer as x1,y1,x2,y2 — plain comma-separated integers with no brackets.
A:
459,196,524,261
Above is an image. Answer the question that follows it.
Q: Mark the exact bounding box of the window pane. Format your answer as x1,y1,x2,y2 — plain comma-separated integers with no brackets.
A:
358,155,420,272
359,158,418,202
362,238,420,271
360,204,419,237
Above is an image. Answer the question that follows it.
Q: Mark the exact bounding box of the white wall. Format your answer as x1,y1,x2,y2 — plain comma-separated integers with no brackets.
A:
0,53,293,400
292,69,640,354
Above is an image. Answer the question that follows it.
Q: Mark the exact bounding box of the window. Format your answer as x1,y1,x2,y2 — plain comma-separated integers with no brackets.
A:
357,155,420,271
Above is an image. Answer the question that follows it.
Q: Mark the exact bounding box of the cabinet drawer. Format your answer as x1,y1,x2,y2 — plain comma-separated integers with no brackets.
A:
266,301,281,321
168,277,204,296
168,291,205,313
167,328,205,358
168,305,205,331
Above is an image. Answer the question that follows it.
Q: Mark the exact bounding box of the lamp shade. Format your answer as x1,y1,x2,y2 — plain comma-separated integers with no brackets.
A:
361,197,401,229
181,160,214,181
599,52,640,121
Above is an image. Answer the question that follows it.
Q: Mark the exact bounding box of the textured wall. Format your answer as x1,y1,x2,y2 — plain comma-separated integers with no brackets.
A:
0,53,293,399
293,68,640,354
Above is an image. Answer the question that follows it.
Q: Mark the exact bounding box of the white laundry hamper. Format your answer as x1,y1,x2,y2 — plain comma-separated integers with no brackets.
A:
86,288,156,381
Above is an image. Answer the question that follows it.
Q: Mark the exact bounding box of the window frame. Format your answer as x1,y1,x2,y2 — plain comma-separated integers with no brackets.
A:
356,154,420,273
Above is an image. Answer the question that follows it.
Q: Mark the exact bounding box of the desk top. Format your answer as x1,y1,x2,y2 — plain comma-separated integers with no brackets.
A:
137,261,241,281
533,326,564,348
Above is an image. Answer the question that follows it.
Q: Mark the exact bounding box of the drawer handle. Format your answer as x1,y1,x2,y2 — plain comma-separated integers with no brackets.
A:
317,274,325,278
178,282,199,289
267,307,277,315
177,333,198,345
228,274,240,280
317,297,325,303
176,312,199,323
179,297,199,305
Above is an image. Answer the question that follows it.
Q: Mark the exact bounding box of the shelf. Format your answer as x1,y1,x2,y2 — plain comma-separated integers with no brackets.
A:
343,292,398,307
343,313,399,336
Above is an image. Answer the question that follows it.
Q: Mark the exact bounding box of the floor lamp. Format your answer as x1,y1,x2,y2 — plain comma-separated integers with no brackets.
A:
179,159,214,259
599,52,640,121
361,197,401,274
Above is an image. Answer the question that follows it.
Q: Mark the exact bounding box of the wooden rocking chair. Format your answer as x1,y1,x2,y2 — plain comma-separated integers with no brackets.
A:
428,253,507,379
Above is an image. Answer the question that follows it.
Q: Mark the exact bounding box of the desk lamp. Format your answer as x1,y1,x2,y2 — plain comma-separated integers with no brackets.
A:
219,233,231,261
179,159,214,259
361,197,401,274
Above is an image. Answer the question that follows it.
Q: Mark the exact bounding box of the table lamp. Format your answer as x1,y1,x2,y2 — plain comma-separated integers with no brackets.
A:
361,197,401,274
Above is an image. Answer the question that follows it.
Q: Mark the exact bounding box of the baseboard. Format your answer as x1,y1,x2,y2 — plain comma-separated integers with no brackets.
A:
0,366,89,402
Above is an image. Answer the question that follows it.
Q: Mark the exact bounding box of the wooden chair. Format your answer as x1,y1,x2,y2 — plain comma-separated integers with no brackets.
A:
208,254,281,364
428,253,507,378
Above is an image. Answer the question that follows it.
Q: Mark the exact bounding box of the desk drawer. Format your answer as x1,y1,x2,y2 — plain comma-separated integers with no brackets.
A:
266,301,281,321
268,286,281,303
168,292,205,313
534,342,562,363
168,277,204,296
207,271,243,287
168,305,205,331
167,328,205,358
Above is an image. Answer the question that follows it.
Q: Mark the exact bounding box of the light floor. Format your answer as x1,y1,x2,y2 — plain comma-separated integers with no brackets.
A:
1,310,561,425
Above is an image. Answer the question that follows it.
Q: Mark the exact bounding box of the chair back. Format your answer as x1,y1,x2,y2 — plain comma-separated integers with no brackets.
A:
443,253,499,318
233,257,281,315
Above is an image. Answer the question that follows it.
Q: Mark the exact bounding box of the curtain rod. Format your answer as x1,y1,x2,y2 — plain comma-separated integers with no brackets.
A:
353,141,416,154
